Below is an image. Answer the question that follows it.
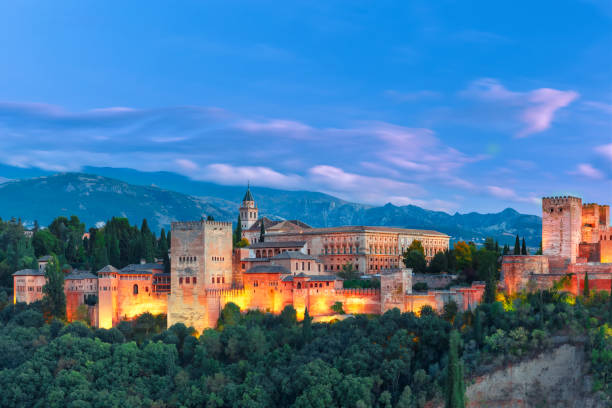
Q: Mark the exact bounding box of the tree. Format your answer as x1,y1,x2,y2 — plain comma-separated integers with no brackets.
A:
474,310,484,346
513,235,520,255
403,250,426,273
331,302,345,314
521,238,527,255
608,282,612,324
443,301,458,322
236,238,249,248
535,240,543,255
302,307,312,343
583,272,590,297
259,221,265,243
42,255,66,320
338,263,359,280
234,215,243,246
484,237,495,251
484,267,497,304
407,240,425,256
206,215,215,221
429,252,448,274
502,244,510,255
453,242,472,272
445,330,465,408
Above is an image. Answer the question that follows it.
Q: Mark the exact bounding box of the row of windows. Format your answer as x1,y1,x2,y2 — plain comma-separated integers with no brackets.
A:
101,286,117,291
178,277,197,285
179,256,197,263
16,286,42,292
323,246,361,255
324,264,359,271
295,261,321,272
212,256,225,262
119,275,150,281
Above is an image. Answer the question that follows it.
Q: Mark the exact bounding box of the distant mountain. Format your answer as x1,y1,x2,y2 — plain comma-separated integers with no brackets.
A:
0,173,233,232
0,168,542,246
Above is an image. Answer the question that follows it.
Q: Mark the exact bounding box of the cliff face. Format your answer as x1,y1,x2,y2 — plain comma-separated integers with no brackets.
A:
465,344,607,408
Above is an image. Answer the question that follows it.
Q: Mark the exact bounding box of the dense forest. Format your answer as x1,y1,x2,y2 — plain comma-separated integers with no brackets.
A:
0,282,609,407
0,215,170,290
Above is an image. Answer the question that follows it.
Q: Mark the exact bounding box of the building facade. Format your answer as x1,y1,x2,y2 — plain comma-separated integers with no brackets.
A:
502,196,612,295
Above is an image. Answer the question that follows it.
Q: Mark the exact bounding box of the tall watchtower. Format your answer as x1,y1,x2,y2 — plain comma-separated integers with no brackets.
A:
239,184,258,231
542,196,582,263
167,220,233,332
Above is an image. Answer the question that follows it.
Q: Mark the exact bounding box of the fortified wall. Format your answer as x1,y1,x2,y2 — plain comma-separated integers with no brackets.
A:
502,195,612,295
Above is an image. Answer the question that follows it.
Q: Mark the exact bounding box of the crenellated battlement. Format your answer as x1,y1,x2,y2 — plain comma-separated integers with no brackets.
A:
542,196,582,205
335,288,380,296
172,220,232,230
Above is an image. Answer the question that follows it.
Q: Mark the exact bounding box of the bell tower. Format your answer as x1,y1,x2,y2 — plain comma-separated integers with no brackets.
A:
239,183,258,231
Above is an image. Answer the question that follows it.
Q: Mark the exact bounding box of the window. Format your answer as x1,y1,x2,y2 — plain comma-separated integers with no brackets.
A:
133,284,139,295
179,277,183,284
185,277,190,284
193,277,197,284
302,262,305,270
308,263,311,271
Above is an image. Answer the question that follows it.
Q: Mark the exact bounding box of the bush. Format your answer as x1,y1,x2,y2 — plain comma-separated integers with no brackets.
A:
413,282,428,292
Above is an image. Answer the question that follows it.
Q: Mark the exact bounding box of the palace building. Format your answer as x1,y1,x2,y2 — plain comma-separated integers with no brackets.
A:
14,186,483,334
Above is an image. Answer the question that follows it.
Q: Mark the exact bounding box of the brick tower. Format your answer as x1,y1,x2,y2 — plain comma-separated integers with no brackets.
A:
239,184,258,231
167,220,233,333
542,196,582,263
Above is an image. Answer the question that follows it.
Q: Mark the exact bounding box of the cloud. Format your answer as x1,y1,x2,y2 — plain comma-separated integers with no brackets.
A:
571,163,605,179
583,101,612,115
486,185,540,204
234,119,312,137
595,143,612,161
463,78,579,137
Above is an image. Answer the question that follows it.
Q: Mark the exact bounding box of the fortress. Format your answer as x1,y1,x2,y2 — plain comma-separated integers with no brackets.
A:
15,186,486,333
502,196,612,295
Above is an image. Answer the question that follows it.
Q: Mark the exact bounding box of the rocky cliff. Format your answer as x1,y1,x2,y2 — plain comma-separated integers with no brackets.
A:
465,344,607,408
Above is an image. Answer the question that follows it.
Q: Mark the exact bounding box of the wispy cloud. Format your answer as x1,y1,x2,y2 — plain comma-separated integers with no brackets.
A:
595,143,612,161
462,78,579,137
570,163,605,179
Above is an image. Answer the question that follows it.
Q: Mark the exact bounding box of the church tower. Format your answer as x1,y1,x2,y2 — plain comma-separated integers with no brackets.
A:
239,184,258,231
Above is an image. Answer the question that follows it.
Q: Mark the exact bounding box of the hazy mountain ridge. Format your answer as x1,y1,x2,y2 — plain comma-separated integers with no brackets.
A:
0,168,542,245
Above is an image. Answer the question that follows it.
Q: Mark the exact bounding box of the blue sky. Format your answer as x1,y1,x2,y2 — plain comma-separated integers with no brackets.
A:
0,1,610,214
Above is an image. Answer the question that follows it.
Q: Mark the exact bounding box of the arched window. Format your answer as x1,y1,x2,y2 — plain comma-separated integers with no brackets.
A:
297,282,302,289
133,284,138,295
193,277,197,284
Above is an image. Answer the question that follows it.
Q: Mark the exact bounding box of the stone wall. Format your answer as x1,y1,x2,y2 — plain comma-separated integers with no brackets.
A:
501,255,549,295
412,273,457,289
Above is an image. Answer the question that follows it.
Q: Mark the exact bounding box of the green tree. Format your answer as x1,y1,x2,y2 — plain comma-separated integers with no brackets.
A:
583,272,590,297
513,235,520,255
396,385,413,408
259,221,265,243
302,307,312,343
429,252,448,273
403,250,426,273
484,267,497,304
445,330,465,408
234,215,243,246
407,240,425,256
42,255,66,320
521,238,527,255
338,262,360,280
331,301,345,314
535,240,543,255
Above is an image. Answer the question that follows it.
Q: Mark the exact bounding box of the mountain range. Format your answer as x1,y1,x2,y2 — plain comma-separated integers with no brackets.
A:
0,166,542,246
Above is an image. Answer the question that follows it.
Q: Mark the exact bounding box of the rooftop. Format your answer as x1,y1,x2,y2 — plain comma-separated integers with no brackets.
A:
119,263,164,274
245,265,290,274
97,265,120,274
13,268,45,276
65,270,97,280
246,217,312,232
38,255,52,262
248,240,306,249
271,251,319,261
282,273,339,281
267,225,449,237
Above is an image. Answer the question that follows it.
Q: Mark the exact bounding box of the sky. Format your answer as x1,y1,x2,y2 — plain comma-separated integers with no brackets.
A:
0,1,610,215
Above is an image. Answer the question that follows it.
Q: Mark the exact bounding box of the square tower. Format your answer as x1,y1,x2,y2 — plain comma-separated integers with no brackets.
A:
167,220,233,332
542,196,582,263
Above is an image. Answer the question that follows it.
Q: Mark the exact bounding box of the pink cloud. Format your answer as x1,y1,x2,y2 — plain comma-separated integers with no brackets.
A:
572,163,604,179
234,119,312,136
463,78,579,137
595,143,612,162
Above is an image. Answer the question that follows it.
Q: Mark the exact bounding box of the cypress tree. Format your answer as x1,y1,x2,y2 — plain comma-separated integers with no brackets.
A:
521,238,527,255
259,221,265,243
234,215,242,246
42,255,66,320
484,266,497,304
583,272,590,297
513,235,520,255
445,330,465,408
302,307,312,343
474,310,483,346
